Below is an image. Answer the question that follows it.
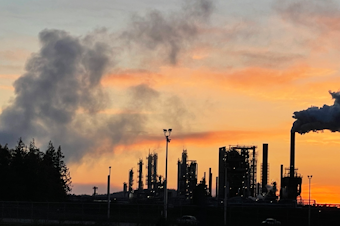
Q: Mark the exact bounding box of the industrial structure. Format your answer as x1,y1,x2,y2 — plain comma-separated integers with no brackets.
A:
208,168,212,196
137,159,143,191
177,150,198,200
262,143,268,194
123,152,165,199
128,169,134,194
120,135,303,204
146,153,158,192
218,145,257,199
281,131,302,200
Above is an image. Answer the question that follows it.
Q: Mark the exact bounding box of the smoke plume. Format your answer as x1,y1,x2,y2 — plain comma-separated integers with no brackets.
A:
0,0,214,162
121,0,214,65
0,29,113,160
292,91,340,134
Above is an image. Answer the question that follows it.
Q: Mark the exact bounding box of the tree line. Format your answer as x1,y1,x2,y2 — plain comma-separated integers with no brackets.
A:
0,138,71,201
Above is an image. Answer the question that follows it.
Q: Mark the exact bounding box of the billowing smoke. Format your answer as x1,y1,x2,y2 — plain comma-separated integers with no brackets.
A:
0,0,214,162
121,0,214,65
0,29,114,161
292,91,340,134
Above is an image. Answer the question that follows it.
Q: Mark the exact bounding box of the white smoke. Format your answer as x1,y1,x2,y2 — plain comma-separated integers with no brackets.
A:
292,91,340,134
0,0,214,163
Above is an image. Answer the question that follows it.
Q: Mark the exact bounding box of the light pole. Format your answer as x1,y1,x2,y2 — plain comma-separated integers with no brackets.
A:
163,128,172,221
107,166,111,220
224,167,228,226
308,175,312,226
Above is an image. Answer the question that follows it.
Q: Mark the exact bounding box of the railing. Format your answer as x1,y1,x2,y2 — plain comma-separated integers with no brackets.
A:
1,201,340,225
297,199,317,206
315,203,340,208
297,199,340,208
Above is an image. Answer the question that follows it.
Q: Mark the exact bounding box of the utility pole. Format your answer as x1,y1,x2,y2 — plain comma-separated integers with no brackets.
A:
163,129,172,221
308,175,312,226
224,167,227,226
107,166,111,220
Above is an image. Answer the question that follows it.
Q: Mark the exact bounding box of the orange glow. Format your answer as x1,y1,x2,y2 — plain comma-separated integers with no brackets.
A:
0,85,14,91
301,184,340,204
3,2,340,205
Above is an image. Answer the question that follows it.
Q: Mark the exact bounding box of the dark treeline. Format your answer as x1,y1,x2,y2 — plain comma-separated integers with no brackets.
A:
0,138,71,201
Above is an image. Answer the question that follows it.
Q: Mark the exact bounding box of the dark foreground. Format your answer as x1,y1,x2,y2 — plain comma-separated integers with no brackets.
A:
0,202,339,226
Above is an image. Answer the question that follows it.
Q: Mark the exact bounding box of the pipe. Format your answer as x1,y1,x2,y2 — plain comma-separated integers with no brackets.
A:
209,168,212,196
262,144,268,193
290,131,295,178
280,164,283,188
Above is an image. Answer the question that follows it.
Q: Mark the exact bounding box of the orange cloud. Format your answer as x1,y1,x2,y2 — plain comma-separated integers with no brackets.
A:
0,85,14,91
101,64,339,104
109,129,286,153
0,49,31,62
225,65,330,86
301,184,340,204
0,74,20,79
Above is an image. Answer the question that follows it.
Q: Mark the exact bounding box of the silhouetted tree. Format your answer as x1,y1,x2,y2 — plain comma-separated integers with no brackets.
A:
0,144,11,200
10,138,28,200
0,139,72,201
56,145,72,194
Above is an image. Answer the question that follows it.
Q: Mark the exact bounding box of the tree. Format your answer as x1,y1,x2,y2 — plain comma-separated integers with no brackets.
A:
56,146,72,195
24,139,44,201
0,139,72,201
0,144,11,200
10,138,27,200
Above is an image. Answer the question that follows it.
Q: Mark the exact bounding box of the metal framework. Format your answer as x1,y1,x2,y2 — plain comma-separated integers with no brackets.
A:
218,145,257,199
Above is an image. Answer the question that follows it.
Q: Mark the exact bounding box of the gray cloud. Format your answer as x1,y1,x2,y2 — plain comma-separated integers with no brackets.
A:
0,29,188,162
235,50,303,68
292,91,340,134
0,29,113,160
121,0,214,65
0,0,208,163
275,0,340,32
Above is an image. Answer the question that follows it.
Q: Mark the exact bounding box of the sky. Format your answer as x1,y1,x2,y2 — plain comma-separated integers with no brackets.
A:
1,0,340,204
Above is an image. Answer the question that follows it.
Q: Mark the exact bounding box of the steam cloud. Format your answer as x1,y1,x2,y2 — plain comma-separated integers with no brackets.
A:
0,0,214,162
292,91,340,134
122,0,214,65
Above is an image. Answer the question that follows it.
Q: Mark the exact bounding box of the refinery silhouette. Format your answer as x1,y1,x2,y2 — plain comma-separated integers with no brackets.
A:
2,91,340,225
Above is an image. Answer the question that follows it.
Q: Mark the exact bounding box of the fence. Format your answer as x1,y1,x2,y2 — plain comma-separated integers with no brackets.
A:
1,201,340,225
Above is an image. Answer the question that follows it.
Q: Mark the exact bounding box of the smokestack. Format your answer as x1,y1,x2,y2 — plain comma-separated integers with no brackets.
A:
153,153,158,190
209,168,212,196
129,169,134,193
138,159,143,190
123,183,127,197
147,154,153,190
280,164,283,189
177,159,181,194
262,143,268,193
216,176,218,198
290,131,295,178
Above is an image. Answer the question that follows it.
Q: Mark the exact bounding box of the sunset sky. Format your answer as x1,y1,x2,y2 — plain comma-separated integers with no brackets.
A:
1,0,340,204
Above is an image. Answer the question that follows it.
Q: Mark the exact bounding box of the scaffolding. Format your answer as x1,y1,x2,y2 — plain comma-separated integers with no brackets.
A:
177,150,198,200
218,145,257,199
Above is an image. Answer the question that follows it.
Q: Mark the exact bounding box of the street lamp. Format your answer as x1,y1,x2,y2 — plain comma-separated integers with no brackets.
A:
308,175,312,226
107,166,111,220
163,129,172,221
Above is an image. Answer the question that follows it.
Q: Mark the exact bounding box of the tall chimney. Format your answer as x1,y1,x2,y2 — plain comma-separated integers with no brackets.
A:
290,131,295,178
138,159,143,190
209,168,212,196
262,143,268,193
216,176,218,198
129,169,134,193
123,183,127,197
280,164,283,189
